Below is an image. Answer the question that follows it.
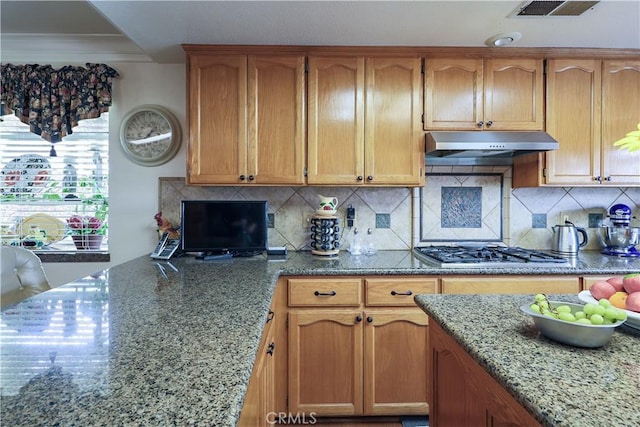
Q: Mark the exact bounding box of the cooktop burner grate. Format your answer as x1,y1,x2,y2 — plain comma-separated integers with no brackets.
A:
414,245,571,268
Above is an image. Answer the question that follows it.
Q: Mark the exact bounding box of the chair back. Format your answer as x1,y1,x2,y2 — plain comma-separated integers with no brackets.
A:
1,246,51,308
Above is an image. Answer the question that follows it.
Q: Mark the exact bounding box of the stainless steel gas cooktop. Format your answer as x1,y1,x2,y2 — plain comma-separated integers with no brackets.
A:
413,245,571,268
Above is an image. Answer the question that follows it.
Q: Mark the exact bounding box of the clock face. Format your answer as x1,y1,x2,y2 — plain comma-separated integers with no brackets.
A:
120,106,181,166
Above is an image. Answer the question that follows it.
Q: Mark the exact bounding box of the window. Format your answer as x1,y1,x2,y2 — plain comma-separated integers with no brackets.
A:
0,113,109,251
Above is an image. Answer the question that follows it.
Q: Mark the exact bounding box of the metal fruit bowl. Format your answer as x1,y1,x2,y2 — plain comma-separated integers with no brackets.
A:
597,225,640,249
520,301,625,348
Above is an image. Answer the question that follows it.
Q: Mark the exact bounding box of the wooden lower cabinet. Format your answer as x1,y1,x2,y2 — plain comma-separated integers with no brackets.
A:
429,321,541,427
441,276,580,294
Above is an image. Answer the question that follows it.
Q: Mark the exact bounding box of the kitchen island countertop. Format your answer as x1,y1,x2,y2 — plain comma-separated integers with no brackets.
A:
414,293,640,427
1,249,639,426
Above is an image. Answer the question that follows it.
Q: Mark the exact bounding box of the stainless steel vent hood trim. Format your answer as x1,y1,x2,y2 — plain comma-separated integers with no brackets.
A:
425,131,559,165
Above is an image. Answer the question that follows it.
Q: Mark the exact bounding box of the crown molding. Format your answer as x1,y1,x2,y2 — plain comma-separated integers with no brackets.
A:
0,34,153,64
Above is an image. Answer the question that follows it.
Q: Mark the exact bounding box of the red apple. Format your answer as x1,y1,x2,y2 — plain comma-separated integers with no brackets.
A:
622,273,640,294
625,291,640,313
606,276,625,292
589,280,616,300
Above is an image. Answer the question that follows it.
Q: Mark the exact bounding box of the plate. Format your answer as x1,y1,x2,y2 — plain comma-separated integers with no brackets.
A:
578,290,640,331
1,154,51,194
19,214,66,244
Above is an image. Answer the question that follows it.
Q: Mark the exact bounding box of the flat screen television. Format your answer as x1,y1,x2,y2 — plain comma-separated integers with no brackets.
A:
181,200,268,257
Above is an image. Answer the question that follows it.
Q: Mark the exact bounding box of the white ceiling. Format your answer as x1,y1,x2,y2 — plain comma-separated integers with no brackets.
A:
1,0,639,64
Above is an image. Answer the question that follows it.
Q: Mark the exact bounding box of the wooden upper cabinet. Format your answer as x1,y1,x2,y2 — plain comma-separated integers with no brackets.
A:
424,58,544,131
514,58,640,187
187,53,305,185
187,55,247,184
601,60,640,185
545,59,602,185
307,57,365,185
365,57,424,186
308,56,424,186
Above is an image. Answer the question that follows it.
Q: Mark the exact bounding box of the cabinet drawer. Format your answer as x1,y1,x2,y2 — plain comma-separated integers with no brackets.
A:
441,276,580,294
365,278,439,306
288,278,362,307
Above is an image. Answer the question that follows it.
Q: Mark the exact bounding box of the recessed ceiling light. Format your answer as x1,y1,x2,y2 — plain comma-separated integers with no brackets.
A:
485,32,522,47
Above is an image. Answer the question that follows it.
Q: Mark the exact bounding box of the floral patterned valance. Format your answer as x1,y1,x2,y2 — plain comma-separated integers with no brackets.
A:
1,63,119,143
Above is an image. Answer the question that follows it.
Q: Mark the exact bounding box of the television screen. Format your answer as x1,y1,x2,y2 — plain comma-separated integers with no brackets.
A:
181,200,268,256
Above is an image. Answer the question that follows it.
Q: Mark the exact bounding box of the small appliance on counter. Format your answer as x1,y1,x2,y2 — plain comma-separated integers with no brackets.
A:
598,203,640,257
551,220,588,258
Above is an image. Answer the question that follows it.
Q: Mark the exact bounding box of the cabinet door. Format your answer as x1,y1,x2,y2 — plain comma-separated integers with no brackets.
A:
424,58,484,130
248,55,306,185
545,59,602,185
288,310,363,416
365,57,424,186
484,58,544,130
601,60,640,185
187,54,247,184
363,310,429,415
308,57,365,184
441,276,580,294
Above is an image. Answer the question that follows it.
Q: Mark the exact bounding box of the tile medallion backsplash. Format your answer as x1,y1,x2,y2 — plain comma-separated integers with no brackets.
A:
159,169,640,252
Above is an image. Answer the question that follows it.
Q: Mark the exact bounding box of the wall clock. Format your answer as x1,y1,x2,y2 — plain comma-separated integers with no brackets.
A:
119,105,182,166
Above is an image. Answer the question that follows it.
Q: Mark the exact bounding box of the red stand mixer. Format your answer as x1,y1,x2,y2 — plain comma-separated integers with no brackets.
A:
598,204,640,257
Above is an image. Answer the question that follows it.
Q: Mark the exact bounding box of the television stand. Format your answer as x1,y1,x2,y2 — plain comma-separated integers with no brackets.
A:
200,251,233,261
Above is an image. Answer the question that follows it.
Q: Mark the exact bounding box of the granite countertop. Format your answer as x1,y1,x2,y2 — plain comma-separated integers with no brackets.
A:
1,249,639,426
414,293,640,427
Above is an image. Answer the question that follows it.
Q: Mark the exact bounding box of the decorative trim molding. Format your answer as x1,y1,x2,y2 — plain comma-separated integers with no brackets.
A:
0,34,152,63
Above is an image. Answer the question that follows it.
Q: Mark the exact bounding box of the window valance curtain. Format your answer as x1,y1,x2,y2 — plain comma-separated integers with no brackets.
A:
1,63,119,143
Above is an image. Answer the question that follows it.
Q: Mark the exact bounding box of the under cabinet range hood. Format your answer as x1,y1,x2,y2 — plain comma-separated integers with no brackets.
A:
425,131,559,165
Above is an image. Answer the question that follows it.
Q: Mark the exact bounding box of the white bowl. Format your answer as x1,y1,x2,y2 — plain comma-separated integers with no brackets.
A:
578,290,640,331
520,301,626,348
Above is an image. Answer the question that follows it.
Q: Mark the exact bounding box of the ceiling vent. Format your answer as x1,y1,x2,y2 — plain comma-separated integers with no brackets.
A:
512,1,600,17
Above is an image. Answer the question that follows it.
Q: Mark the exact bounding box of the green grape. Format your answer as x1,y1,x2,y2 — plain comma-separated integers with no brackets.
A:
615,309,628,321
593,305,606,316
556,305,572,313
543,311,556,318
538,300,549,310
558,312,576,322
583,303,598,316
590,314,605,325
604,308,619,322
534,294,546,302
603,318,613,325
577,318,592,325
598,299,612,308
575,311,586,320
530,304,541,314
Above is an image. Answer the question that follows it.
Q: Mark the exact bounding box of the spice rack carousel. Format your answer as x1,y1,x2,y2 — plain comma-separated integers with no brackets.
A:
309,215,340,257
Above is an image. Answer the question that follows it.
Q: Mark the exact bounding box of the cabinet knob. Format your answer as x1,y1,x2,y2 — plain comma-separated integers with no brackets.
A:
357,175,363,181
367,176,373,181
239,175,246,181
476,121,484,127
486,120,493,127
314,290,337,296
367,316,373,323
594,176,602,182
356,315,362,322
267,342,275,356
391,290,413,296
604,176,612,181
248,175,255,181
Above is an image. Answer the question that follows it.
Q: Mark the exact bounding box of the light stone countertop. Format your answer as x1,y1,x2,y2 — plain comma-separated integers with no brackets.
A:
414,293,640,427
1,250,639,426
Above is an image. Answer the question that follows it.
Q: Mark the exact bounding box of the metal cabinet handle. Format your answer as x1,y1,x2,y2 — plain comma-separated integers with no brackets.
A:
477,121,484,127
486,120,493,127
356,315,362,322
248,175,255,181
366,316,373,323
604,176,612,181
367,176,373,181
314,290,337,296
594,176,602,182
266,310,275,323
239,175,246,181
390,290,413,296
267,342,275,356
357,175,363,181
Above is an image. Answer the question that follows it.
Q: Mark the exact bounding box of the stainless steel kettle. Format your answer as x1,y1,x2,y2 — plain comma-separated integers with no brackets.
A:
551,220,588,257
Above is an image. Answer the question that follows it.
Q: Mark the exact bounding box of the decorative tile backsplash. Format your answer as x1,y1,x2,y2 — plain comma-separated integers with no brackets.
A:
159,169,640,252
